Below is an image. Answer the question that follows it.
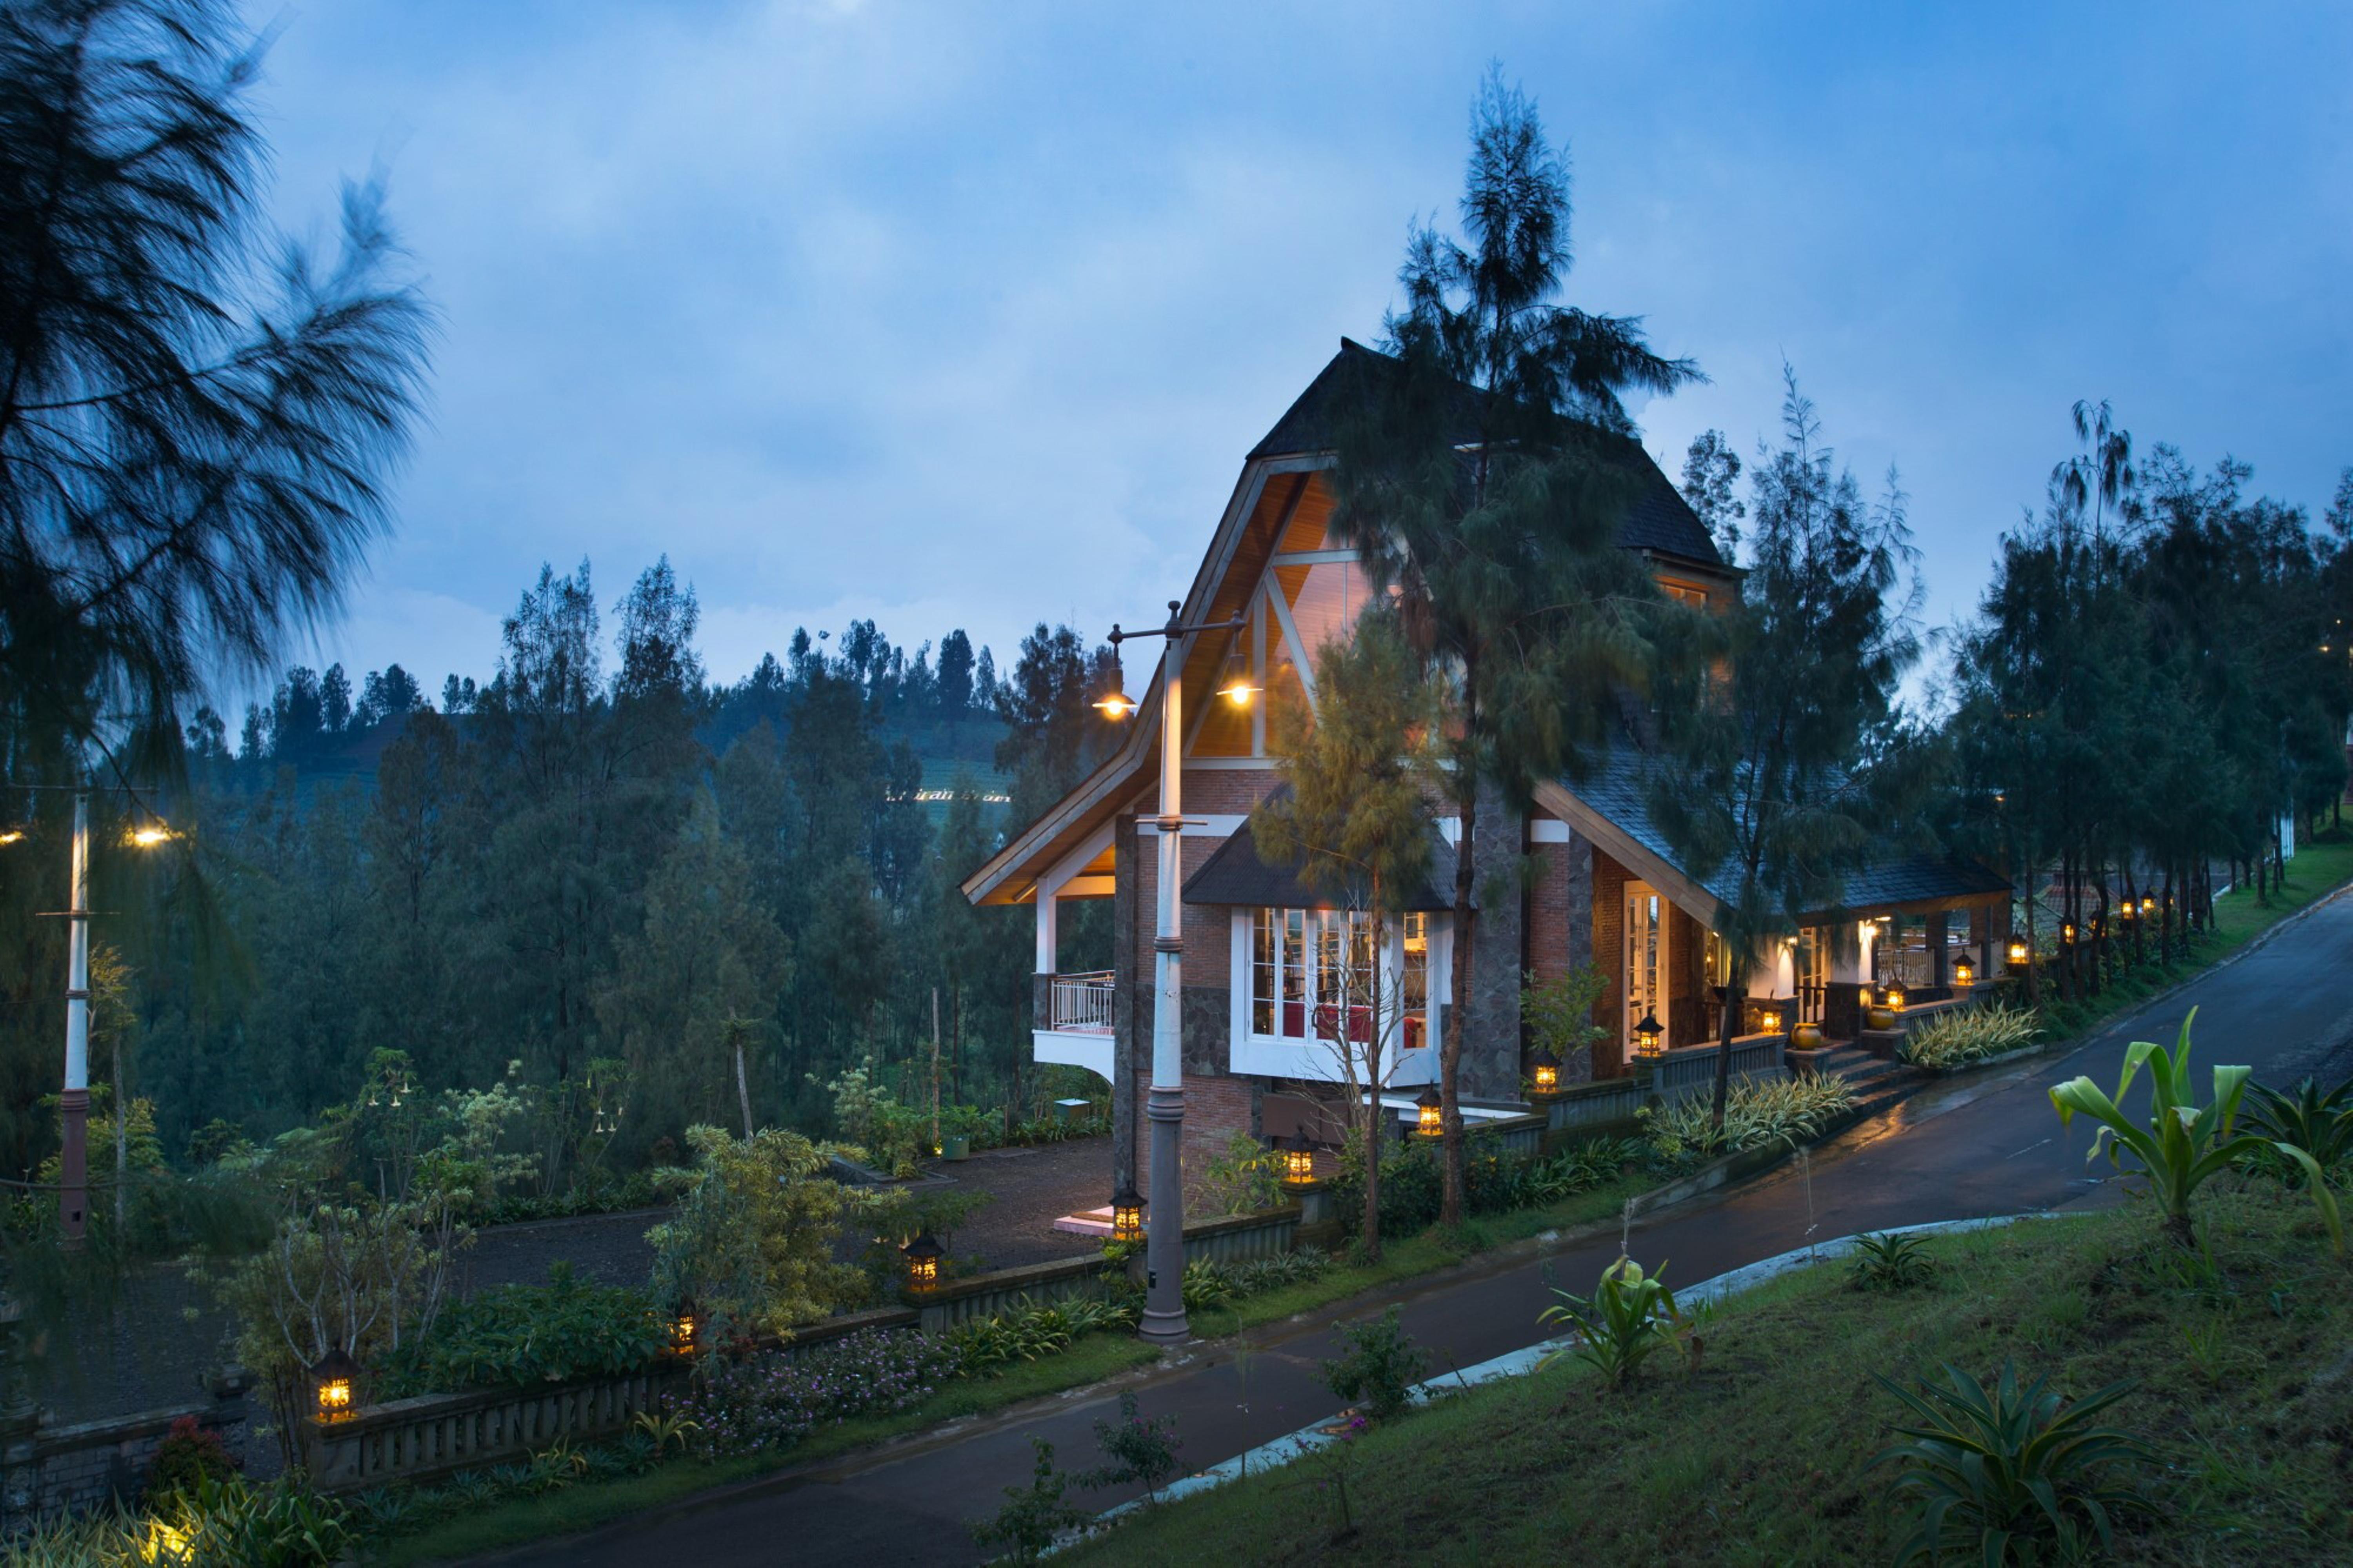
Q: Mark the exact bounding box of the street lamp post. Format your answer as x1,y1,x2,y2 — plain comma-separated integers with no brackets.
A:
1102,599,1244,1346
60,787,92,1247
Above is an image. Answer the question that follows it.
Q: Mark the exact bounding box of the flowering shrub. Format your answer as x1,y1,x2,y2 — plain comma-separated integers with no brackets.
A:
670,1329,957,1458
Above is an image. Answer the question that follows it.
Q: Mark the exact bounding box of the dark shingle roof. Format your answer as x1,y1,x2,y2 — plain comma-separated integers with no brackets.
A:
1566,740,2009,918
1183,811,1460,912
1247,340,1724,569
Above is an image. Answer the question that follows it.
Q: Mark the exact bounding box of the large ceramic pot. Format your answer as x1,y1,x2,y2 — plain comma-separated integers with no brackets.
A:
1864,1004,1897,1032
1790,1020,1825,1052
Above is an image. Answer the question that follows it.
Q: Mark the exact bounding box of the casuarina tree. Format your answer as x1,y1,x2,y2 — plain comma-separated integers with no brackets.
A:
1251,607,1441,1261
1648,369,1923,1127
0,0,432,773
1329,70,1699,1225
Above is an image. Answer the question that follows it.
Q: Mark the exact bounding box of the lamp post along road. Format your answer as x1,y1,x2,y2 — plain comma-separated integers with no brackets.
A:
60,787,91,1246
1104,599,1246,1346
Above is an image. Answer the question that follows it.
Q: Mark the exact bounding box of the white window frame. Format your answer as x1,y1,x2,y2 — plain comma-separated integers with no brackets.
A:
1228,908,1447,1082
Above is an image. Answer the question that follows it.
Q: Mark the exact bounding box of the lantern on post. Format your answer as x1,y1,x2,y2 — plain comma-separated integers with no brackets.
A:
1757,1005,1784,1037
668,1299,700,1356
1279,1131,1316,1186
1527,1047,1561,1095
310,1346,361,1423
1954,956,1976,987
1414,1086,1442,1137
1635,1009,1664,1061
1884,984,1907,1012
1109,1186,1144,1243
2006,938,2029,967
901,1232,946,1291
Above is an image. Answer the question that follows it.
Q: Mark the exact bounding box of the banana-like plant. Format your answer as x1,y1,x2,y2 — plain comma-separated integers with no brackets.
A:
2048,1008,2343,1254
1537,1255,1681,1387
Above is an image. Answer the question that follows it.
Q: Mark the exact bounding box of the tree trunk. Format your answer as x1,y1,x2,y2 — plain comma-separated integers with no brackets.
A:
1440,724,1478,1233
734,1036,754,1141
1361,914,1385,1261
1709,950,1744,1127
2022,869,2040,1007
113,1035,127,1231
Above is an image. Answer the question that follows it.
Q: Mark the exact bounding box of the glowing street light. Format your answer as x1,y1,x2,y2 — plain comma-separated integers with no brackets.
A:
1094,600,1245,1348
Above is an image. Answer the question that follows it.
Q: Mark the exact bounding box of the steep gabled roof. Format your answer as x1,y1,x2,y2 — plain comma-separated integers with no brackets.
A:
1181,796,1462,912
1538,738,2010,925
1247,340,1725,568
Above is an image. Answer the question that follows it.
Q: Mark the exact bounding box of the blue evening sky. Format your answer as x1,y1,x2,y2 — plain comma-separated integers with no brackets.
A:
251,1,2353,703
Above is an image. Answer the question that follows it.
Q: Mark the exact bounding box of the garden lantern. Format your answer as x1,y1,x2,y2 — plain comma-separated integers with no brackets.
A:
2061,921,2075,944
2006,938,2029,966
1415,1086,1442,1136
901,1232,946,1290
1635,1010,1664,1060
1279,1132,1316,1186
1110,1185,1144,1243
310,1346,361,1423
1884,984,1906,1012
1528,1047,1561,1094
1954,956,1976,987
668,1300,700,1356
1758,1006,1784,1036
2140,896,2155,916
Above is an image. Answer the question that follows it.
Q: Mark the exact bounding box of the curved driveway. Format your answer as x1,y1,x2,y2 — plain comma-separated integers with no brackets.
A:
485,888,2353,1568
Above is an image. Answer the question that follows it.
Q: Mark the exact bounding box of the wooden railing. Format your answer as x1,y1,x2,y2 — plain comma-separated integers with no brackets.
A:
1049,970,1115,1033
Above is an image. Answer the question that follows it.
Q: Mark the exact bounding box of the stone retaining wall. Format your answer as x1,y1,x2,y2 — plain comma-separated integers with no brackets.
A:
1,1388,251,1530
300,1366,681,1495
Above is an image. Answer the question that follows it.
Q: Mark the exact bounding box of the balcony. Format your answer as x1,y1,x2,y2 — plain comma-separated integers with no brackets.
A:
1049,970,1115,1034
1035,970,1114,1084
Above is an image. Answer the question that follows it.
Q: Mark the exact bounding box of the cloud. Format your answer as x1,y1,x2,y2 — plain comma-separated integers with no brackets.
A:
240,1,2353,696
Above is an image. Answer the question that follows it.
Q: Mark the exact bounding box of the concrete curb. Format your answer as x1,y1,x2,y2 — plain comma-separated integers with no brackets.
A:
1069,1212,2084,1549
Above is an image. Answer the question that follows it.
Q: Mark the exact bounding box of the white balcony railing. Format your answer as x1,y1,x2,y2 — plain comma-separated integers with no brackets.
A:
1049,970,1115,1034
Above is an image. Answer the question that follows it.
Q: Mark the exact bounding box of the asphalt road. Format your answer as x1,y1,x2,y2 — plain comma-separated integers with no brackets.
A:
485,888,2353,1568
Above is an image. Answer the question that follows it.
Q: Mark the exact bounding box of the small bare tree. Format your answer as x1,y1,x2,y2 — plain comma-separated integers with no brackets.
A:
1252,609,1441,1262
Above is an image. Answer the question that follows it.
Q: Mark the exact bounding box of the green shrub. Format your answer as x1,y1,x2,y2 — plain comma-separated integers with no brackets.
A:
1326,1129,1557,1236
1320,1306,1427,1423
1197,1130,1284,1216
2242,1072,2353,1176
1076,1390,1185,1502
375,1263,669,1397
143,1415,240,1504
1849,1230,1937,1291
1870,1361,2154,1564
972,1437,1087,1563
1899,1003,2043,1070
1538,1255,1680,1388
151,1475,356,1568
1640,1075,1855,1166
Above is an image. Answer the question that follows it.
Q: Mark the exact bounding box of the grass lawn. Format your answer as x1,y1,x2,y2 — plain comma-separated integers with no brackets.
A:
1069,1182,2353,1566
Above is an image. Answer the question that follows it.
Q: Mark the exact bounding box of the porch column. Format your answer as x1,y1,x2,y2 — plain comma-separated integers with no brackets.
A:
1927,910,1949,989
1110,813,1141,1205
1824,920,1873,1041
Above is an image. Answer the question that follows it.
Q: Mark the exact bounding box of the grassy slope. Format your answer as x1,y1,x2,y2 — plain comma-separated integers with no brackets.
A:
1073,1186,2353,1566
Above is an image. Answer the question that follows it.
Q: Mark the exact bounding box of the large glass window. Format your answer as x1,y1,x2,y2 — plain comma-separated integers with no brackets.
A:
1248,907,1430,1049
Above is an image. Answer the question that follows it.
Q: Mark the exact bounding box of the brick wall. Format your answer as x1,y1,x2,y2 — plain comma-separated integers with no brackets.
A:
1523,818,1597,1087
1133,1071,1258,1209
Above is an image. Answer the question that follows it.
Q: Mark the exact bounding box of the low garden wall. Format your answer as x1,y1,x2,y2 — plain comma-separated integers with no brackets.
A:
1542,1036,1786,1139
0,1386,253,1529
300,1366,682,1495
